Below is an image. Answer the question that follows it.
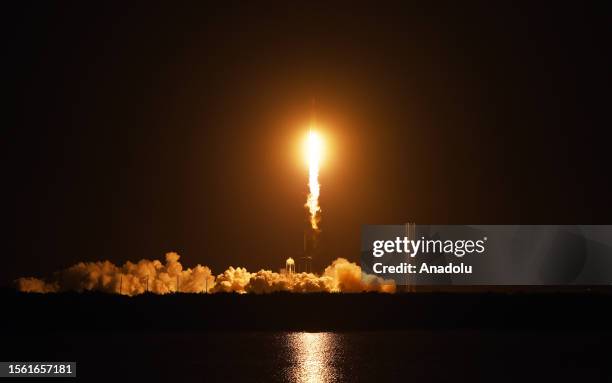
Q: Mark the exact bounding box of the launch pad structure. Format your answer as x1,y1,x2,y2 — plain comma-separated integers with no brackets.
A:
298,227,318,273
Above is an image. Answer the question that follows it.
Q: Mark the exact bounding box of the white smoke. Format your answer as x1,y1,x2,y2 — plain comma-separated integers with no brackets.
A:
240,258,396,293
16,277,59,293
211,266,253,293
16,253,395,294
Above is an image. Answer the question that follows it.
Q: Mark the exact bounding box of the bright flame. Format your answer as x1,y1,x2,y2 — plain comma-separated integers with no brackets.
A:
305,129,323,230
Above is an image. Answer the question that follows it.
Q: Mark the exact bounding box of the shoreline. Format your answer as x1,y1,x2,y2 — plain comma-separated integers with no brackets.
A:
3,289,612,332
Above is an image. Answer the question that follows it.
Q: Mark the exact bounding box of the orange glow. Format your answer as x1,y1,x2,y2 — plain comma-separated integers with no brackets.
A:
304,129,323,230
286,332,338,383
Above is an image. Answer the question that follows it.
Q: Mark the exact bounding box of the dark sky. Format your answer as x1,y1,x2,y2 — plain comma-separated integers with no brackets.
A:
5,2,610,284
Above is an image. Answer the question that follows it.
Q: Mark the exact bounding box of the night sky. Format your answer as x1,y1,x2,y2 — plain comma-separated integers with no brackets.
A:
5,2,609,284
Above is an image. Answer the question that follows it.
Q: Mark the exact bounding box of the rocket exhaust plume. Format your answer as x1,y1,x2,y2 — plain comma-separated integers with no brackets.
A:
305,129,323,230
15,126,397,294
15,254,396,294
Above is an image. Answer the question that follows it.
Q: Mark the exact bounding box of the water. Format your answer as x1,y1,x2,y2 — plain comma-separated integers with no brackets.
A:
4,330,610,382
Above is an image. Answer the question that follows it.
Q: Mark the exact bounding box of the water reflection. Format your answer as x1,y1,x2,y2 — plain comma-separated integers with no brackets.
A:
284,332,343,383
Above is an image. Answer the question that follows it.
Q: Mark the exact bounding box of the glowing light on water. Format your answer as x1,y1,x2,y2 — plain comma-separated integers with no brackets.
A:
286,332,341,383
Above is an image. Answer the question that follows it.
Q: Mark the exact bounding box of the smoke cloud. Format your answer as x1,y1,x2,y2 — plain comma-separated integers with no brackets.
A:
16,253,395,295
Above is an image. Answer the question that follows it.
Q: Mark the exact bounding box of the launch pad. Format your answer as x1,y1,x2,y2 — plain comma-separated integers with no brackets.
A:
299,227,319,273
